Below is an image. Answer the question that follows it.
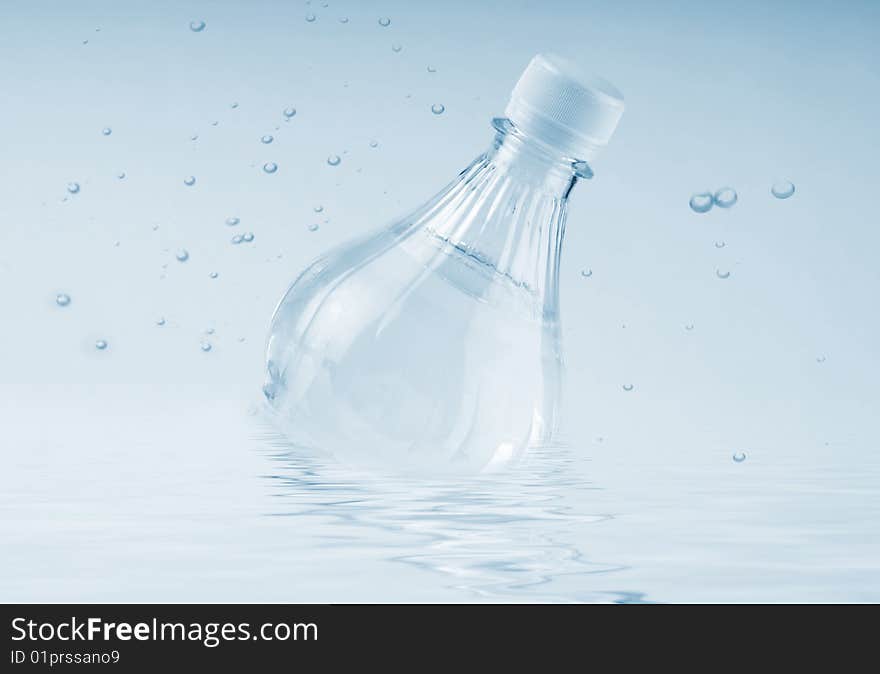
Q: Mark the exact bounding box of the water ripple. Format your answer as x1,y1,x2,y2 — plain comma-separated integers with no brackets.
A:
257,431,633,602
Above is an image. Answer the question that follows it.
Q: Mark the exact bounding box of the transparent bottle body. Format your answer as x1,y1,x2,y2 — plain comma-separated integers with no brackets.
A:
264,120,582,473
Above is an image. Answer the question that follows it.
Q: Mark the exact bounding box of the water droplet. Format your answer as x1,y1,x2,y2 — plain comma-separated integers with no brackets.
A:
183,176,196,186
156,317,166,326
95,339,108,351
816,355,827,363
622,384,634,392
714,241,726,249
392,43,402,53
431,103,445,115
339,16,349,23
230,102,239,109
200,341,212,352
117,171,126,180
262,162,278,174
102,127,112,136
771,180,795,199
732,452,747,463
283,107,297,119
685,324,694,331
209,271,218,279
225,217,240,227
427,65,437,73
261,134,274,144
243,232,254,242
305,13,316,22
378,17,391,27
689,192,713,213
369,139,379,148
189,20,206,32
308,223,319,232
313,205,324,213
580,268,593,278
67,182,80,194
716,269,730,279
327,154,341,166
231,234,243,244
713,187,738,208
175,249,189,262
55,293,71,307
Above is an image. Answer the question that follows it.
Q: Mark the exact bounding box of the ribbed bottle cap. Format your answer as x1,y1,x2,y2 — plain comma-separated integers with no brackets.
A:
504,53,624,161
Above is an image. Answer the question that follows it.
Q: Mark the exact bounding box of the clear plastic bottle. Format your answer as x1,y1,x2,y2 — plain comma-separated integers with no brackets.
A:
264,54,624,472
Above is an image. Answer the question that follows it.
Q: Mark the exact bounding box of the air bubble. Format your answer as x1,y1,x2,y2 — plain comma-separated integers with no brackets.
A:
378,17,391,27
431,103,445,115
261,135,274,144
184,176,196,186
733,452,747,463
771,180,795,199
327,154,341,166
56,293,71,307
176,249,190,262
189,20,206,32
713,187,738,208
689,192,713,213
263,162,278,174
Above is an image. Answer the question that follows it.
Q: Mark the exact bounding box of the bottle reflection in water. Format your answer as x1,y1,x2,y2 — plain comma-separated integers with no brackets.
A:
264,54,625,472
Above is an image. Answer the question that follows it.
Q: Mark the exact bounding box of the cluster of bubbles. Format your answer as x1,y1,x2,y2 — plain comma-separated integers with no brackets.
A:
689,187,737,214
231,232,255,245
690,181,795,213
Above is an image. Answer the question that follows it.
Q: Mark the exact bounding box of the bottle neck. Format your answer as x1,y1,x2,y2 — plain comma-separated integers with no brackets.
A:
410,119,592,319
488,117,592,200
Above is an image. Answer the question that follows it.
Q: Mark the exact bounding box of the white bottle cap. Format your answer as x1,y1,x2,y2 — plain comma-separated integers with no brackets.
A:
504,53,625,161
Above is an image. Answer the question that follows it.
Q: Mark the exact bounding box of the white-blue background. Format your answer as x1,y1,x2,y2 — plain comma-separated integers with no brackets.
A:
1,0,878,601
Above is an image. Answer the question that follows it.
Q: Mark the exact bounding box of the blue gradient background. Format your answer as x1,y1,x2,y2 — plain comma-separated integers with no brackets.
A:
1,1,878,601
